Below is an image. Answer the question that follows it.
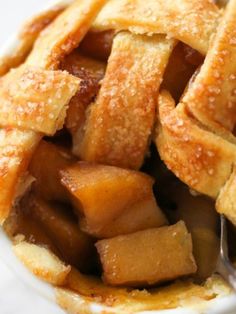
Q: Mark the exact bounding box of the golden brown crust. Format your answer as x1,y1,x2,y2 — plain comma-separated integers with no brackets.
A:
19,7,64,39
155,90,236,198
0,1,105,226
0,7,64,76
0,64,79,224
78,32,175,169
0,0,235,311
0,0,104,224
56,268,225,313
93,0,221,55
13,241,71,285
153,2,236,227
0,65,80,135
0,66,79,223
26,0,108,69
183,0,236,132
0,129,41,224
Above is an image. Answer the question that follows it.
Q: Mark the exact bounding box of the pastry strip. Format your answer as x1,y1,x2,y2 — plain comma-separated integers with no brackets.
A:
13,241,71,285
0,7,64,76
93,0,220,55
155,90,236,199
0,128,40,224
183,0,236,132
0,67,80,223
26,0,108,69
0,0,102,222
0,66,80,135
79,32,175,169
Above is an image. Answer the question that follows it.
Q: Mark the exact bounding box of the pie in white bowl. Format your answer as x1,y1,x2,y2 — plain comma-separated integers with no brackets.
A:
0,0,236,313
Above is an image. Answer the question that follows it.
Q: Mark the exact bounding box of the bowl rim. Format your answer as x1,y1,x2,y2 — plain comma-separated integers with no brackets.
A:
0,0,236,313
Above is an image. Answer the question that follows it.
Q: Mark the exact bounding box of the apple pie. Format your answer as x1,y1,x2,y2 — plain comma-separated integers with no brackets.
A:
1,0,235,313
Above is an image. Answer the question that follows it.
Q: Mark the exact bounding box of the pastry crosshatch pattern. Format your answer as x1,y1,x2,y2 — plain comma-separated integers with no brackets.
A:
0,0,236,313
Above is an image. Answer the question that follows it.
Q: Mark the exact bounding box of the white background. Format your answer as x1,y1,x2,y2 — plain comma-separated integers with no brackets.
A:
0,1,65,313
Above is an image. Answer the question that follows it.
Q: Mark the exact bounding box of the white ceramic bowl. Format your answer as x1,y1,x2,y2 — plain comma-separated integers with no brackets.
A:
0,1,236,313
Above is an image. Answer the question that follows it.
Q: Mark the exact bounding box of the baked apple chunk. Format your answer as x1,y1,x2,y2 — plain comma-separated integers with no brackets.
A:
28,196,96,272
96,221,197,287
29,141,74,202
60,162,167,238
80,195,167,239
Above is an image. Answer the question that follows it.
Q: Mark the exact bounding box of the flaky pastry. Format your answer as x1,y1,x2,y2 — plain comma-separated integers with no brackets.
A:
1,0,236,313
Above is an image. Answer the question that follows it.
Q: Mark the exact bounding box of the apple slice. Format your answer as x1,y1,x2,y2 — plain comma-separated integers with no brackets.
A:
80,195,167,238
96,221,197,287
29,141,74,202
60,162,166,236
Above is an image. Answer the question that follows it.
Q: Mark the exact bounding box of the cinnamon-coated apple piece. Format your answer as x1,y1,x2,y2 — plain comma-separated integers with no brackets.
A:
170,184,219,281
60,51,106,157
29,140,74,202
96,221,197,287
4,203,58,254
60,162,167,237
28,196,96,273
80,195,167,238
